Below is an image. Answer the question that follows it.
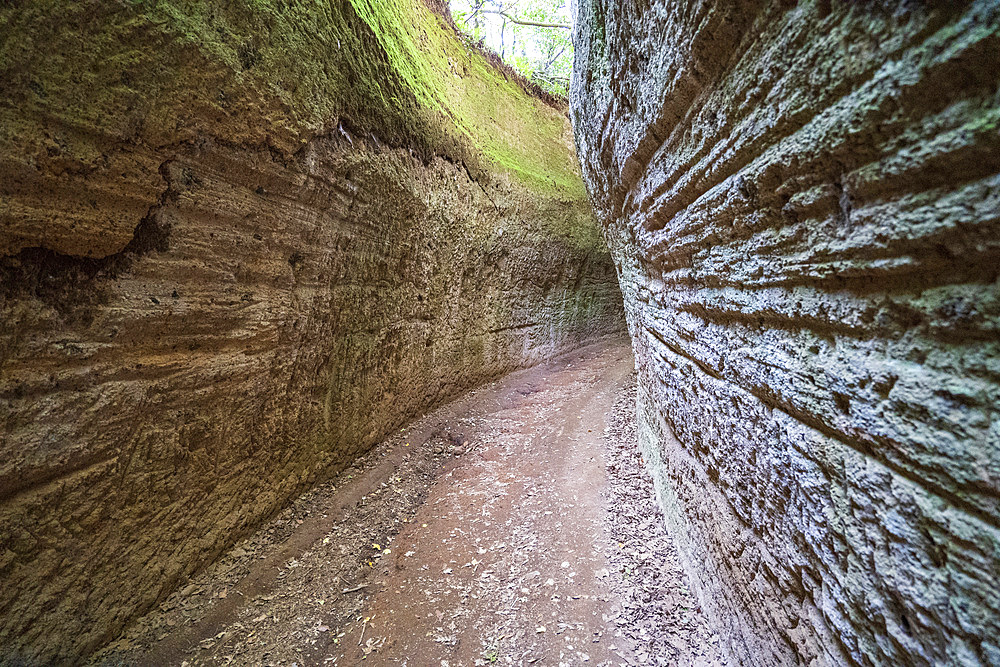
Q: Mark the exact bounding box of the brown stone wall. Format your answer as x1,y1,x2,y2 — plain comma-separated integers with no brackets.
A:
0,135,622,665
572,2,1000,665
0,1,623,662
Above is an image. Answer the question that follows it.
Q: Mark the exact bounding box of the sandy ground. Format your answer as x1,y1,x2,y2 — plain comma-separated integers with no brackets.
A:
94,338,726,666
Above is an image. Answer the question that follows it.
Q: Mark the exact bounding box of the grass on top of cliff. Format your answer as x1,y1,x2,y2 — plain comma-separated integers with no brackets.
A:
1,0,586,205
350,0,587,200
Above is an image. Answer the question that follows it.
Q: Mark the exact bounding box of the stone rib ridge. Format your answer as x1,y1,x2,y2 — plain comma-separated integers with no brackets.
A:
572,2,1000,666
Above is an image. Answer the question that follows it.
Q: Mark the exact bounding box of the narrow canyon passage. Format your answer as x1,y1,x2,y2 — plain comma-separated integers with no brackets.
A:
3,1,998,664
94,340,725,666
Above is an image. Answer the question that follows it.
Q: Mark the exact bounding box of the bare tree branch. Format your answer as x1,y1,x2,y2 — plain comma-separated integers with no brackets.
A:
467,1,485,24
539,43,568,73
481,9,571,29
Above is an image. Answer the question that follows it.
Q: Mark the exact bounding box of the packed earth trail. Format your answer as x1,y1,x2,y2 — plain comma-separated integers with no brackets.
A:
95,339,727,667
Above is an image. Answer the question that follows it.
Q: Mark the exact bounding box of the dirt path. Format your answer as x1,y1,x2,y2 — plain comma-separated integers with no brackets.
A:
95,338,726,667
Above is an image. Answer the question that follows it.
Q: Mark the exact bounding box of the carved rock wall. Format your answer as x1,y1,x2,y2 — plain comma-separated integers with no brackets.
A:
0,1,623,661
572,2,1000,665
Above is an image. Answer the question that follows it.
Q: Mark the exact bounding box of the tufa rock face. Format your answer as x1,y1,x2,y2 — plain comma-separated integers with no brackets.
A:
0,0,623,661
572,2,999,666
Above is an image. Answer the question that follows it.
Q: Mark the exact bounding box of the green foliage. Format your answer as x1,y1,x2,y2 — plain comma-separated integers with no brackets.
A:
450,0,573,98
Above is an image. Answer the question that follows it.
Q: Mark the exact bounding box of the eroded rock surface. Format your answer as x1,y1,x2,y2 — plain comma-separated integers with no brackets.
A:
0,1,622,661
572,2,999,665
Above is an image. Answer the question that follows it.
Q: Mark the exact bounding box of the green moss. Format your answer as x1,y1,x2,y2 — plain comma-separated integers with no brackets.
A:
1,0,587,198
0,0,600,252
347,0,586,199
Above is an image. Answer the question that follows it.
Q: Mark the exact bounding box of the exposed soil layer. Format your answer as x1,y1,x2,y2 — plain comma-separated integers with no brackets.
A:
94,338,724,666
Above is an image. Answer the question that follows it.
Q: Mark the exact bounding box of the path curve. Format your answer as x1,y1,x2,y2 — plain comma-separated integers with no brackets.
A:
95,339,725,666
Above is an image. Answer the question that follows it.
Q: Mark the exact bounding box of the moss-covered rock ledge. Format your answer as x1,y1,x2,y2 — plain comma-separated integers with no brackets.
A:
1,0,596,257
0,0,622,661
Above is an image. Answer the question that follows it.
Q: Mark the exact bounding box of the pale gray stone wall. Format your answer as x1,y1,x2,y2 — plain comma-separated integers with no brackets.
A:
572,2,1000,665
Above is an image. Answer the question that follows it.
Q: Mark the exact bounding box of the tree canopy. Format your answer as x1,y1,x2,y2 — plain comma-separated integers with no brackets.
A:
449,0,573,98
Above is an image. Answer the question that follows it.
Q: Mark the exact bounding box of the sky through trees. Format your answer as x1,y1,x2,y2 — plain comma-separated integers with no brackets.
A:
449,0,573,98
